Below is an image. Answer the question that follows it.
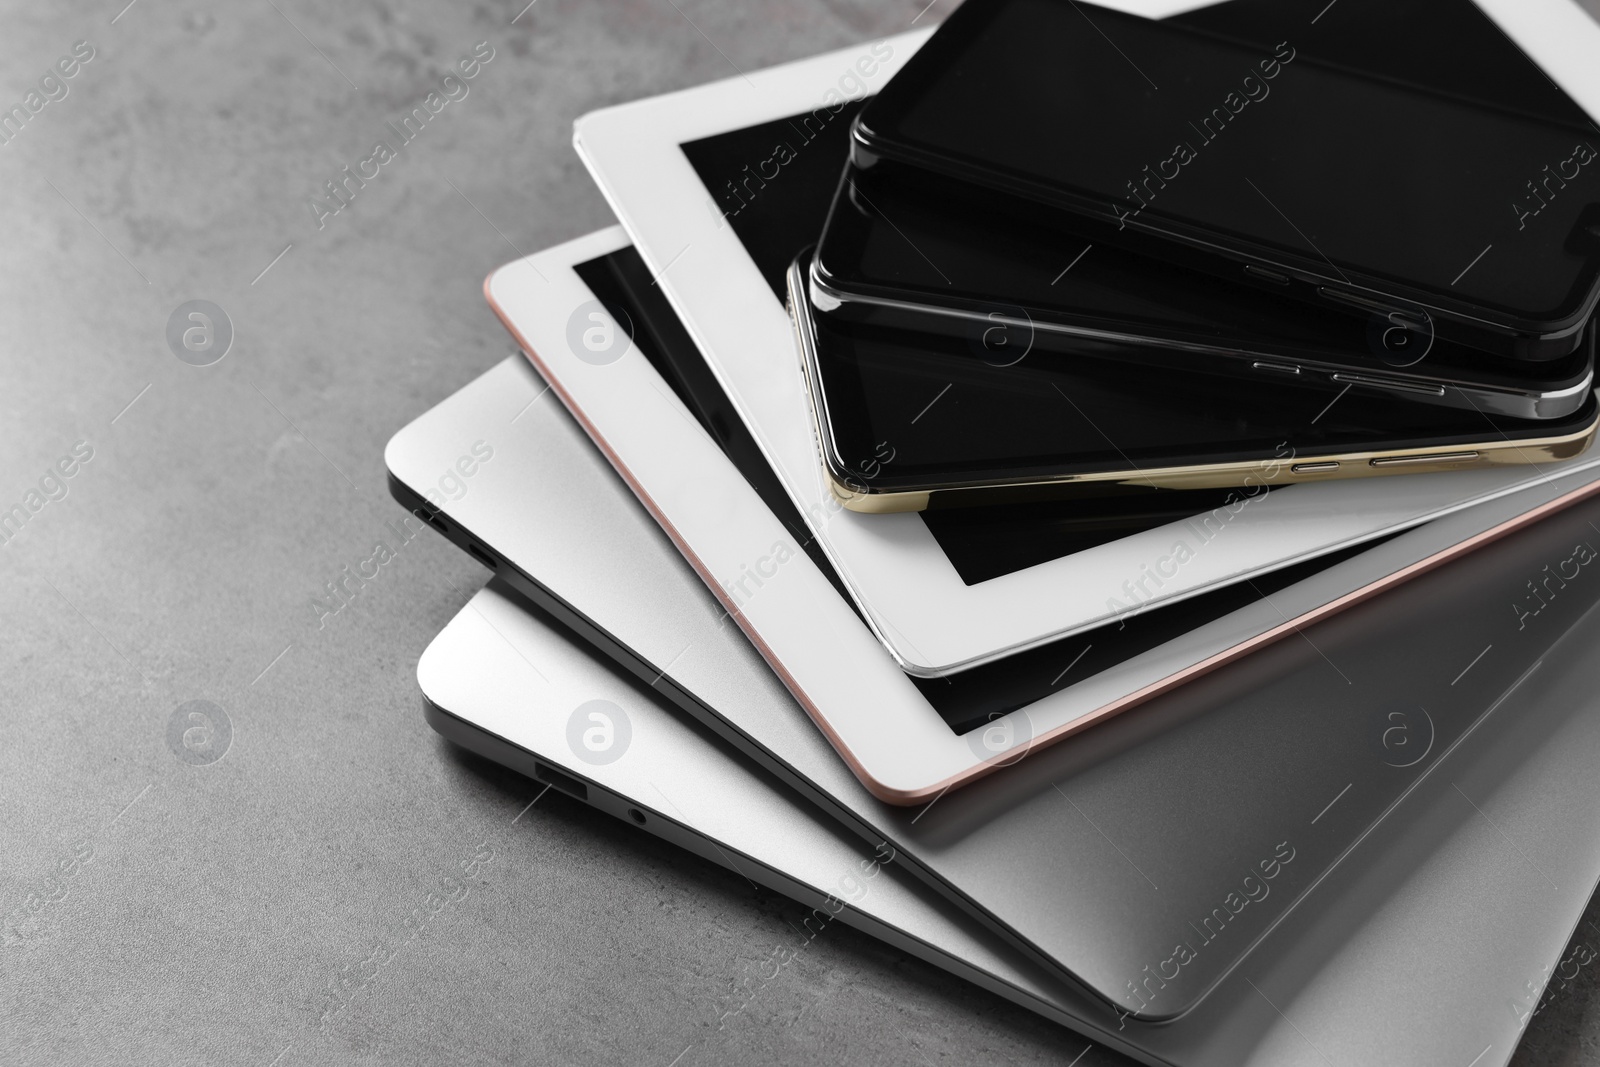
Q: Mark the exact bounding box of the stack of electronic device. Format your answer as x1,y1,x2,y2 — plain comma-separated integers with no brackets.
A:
389,0,1600,1063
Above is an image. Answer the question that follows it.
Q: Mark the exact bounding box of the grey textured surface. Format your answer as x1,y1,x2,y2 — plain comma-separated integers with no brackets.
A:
2,2,1600,1066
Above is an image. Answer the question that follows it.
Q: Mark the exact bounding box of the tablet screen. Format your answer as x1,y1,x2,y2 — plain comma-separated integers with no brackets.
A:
576,244,1384,734
681,99,1250,582
663,5,1586,725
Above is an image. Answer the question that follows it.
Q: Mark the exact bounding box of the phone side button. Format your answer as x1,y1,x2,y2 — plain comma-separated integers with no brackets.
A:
1330,373,1446,397
1245,264,1292,285
1253,361,1301,375
1369,451,1480,469
1291,461,1342,474
1317,286,1395,315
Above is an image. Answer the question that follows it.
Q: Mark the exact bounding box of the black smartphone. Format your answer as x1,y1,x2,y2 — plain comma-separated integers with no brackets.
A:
852,0,1600,361
789,253,1599,513
812,159,1596,420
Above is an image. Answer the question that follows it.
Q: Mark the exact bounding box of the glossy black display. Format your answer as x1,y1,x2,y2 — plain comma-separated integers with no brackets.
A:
855,0,1600,350
659,0,1600,726
814,160,1595,409
797,284,1598,496
677,86,1592,567
679,103,1333,584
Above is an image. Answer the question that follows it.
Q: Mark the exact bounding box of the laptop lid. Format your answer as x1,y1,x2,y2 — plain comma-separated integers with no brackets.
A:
418,577,1600,1067
386,337,1600,1020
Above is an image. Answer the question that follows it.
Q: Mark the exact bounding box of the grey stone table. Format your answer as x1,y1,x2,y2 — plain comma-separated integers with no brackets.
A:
4,1,1600,1064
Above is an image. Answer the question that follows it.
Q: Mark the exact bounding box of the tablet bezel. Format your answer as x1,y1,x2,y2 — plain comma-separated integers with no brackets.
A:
569,13,1600,677
479,226,1600,804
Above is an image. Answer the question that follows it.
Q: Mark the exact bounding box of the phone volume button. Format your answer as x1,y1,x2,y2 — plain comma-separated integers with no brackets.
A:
1370,451,1480,468
1330,373,1446,397
1244,264,1291,286
1291,461,1341,474
1252,361,1301,375
1317,287,1409,319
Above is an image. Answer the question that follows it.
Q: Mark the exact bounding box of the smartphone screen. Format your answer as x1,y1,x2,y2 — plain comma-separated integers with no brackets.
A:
1178,0,1592,125
857,0,1600,333
799,293,1598,496
815,159,1596,407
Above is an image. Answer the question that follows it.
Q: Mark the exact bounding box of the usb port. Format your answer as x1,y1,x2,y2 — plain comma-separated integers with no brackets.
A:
534,762,588,801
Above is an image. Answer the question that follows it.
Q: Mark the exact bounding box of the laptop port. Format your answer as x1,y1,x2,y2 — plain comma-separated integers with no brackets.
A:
534,762,588,801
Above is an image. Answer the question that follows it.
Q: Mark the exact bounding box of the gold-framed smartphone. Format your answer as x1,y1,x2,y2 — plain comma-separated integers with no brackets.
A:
786,255,1600,514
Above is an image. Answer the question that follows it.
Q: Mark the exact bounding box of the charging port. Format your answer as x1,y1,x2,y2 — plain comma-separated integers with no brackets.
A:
534,762,588,801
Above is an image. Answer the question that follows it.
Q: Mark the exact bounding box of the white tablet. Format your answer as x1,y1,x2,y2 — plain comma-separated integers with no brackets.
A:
568,1,1600,677
480,226,1600,805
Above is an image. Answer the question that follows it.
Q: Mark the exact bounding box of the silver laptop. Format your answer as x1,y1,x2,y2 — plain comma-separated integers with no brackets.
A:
386,340,1600,1025
419,576,1600,1067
